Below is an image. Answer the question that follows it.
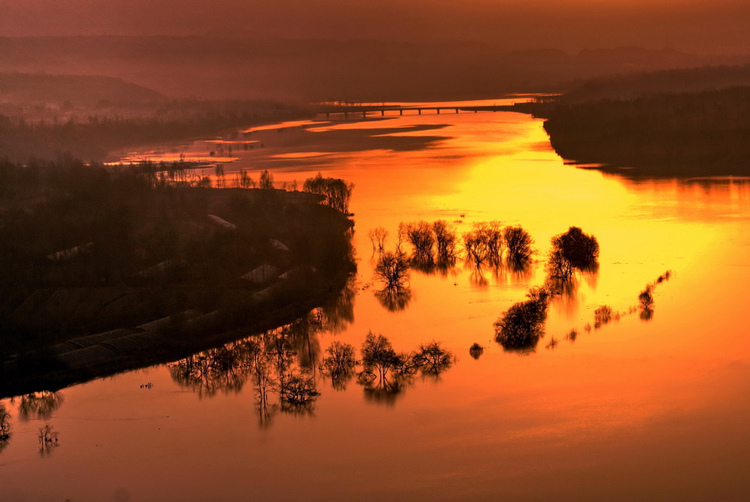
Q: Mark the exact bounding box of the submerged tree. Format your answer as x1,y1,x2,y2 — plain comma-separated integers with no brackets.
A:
37,424,59,457
374,251,412,311
405,221,435,266
464,221,503,267
550,226,599,271
360,331,405,387
504,225,533,270
639,285,655,321
320,341,357,390
374,251,409,291
593,305,617,329
469,343,484,359
413,341,453,376
368,227,389,255
280,372,319,414
432,220,458,266
494,287,551,351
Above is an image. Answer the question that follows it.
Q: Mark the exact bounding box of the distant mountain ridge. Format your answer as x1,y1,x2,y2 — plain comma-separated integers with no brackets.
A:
0,73,166,106
0,36,746,100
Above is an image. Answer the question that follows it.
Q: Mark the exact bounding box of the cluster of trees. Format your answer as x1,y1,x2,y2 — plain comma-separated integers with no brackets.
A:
169,320,453,424
303,173,354,214
495,226,600,351
321,332,453,402
368,220,534,311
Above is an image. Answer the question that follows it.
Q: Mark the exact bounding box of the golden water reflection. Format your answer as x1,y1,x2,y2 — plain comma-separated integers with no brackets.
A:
3,102,750,500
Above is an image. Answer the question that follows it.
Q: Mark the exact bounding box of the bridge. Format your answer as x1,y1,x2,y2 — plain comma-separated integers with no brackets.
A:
315,104,518,120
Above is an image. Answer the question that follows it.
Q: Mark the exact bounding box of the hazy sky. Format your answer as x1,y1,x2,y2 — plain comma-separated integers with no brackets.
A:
1,0,749,53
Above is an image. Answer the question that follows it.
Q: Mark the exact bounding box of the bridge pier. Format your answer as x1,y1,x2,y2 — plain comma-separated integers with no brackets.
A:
399,109,403,116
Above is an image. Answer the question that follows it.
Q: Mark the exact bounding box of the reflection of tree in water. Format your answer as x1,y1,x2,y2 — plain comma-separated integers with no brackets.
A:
15,391,64,421
320,275,356,334
467,263,490,288
37,424,59,458
169,313,327,427
0,403,11,452
374,287,412,312
169,341,256,398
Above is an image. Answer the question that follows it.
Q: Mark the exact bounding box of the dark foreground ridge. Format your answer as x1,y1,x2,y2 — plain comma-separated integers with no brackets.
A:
0,159,355,397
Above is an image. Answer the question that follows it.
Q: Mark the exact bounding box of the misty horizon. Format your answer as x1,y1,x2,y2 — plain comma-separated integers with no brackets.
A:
2,0,750,54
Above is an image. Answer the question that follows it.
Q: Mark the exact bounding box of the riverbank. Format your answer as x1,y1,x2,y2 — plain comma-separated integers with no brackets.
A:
0,158,355,396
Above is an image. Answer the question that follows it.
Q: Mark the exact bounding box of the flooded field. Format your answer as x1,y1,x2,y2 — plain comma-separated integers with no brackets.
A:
2,101,750,501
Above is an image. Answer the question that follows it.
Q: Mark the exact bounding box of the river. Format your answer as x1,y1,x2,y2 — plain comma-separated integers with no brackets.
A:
2,99,750,501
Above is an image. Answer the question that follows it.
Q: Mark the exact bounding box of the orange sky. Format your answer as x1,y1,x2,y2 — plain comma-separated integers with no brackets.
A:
1,0,749,53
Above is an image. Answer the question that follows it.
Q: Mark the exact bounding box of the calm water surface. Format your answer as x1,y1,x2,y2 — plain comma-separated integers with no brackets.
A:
2,101,750,501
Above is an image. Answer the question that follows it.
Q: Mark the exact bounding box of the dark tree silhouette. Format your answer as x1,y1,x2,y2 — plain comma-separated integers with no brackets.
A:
469,343,484,359
374,251,410,291
280,372,319,413
320,341,357,390
593,305,616,329
464,221,503,267
405,221,435,266
37,424,59,457
303,172,354,214
550,226,599,271
360,331,408,388
259,169,274,190
639,285,655,321
433,220,458,266
368,227,388,255
504,225,533,270
494,287,551,351
0,403,11,448
413,341,453,376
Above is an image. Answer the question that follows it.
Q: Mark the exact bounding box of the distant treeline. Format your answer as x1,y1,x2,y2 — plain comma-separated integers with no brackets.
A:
0,99,310,162
560,64,750,104
543,86,750,177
